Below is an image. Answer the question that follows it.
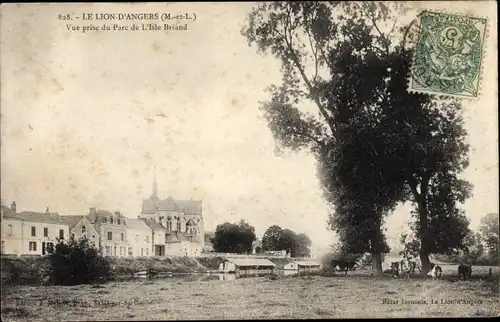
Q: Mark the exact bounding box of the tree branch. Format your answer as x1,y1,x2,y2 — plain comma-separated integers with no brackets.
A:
289,128,325,148
274,4,336,141
354,2,390,56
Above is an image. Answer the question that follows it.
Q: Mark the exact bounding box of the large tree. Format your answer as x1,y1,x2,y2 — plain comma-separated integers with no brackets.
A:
261,225,284,251
211,220,256,254
261,225,312,257
243,1,472,274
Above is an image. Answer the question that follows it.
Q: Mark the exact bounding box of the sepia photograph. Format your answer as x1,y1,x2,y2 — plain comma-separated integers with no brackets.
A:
0,1,498,320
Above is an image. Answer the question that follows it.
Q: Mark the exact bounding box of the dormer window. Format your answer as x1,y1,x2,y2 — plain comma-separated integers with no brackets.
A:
81,226,86,234
110,217,114,224
103,217,107,223
117,218,121,225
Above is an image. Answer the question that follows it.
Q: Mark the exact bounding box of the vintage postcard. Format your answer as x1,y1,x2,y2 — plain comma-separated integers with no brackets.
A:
1,1,498,320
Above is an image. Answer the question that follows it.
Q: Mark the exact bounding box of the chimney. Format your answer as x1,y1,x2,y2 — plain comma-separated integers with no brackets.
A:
11,201,16,213
90,207,97,215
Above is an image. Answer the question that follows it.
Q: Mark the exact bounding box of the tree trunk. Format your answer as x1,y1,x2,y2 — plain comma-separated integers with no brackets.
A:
419,248,431,274
417,187,432,274
371,252,384,276
371,216,384,276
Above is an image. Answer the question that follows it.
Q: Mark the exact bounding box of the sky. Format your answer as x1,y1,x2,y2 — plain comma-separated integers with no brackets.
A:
1,2,498,254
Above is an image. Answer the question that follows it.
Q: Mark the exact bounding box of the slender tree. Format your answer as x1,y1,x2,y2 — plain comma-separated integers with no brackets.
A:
479,213,499,263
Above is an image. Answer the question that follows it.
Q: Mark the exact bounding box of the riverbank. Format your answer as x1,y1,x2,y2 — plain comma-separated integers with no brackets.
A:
0,255,298,285
0,255,218,285
1,273,498,320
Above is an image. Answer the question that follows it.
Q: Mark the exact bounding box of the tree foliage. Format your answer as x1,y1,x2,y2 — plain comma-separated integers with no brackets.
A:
211,220,256,254
47,236,111,285
261,225,312,257
261,225,284,251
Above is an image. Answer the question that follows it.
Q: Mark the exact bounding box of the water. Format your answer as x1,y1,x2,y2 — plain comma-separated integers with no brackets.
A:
127,270,302,283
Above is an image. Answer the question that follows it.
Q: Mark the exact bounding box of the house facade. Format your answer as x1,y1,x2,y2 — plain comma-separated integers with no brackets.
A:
126,218,152,257
1,203,70,256
87,208,129,257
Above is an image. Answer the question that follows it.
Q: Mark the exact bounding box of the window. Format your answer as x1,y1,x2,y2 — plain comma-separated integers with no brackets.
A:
146,236,149,243
59,229,64,239
1,241,4,254
167,221,172,231
176,221,181,231
123,220,126,225
165,233,168,240
103,217,107,223
107,232,112,240
119,247,124,256
44,227,48,237
105,246,111,256
128,247,132,256
29,241,37,251
81,226,86,234
110,217,114,224
31,226,36,237
7,225,12,236
47,242,54,253
70,233,75,240
145,248,149,256
114,246,117,256
120,233,124,241
117,218,121,225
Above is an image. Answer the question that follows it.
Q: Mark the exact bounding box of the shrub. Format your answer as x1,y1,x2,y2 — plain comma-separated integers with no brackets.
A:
47,237,111,285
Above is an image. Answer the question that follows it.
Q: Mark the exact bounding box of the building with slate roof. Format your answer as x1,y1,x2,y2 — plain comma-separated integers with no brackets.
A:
86,207,130,257
138,168,205,257
1,202,70,255
59,214,99,248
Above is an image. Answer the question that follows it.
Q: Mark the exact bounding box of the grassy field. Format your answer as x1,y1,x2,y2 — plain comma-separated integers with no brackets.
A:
1,265,498,320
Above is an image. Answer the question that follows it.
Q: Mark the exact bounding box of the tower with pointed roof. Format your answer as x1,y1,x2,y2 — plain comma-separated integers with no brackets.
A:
151,165,158,200
139,167,205,257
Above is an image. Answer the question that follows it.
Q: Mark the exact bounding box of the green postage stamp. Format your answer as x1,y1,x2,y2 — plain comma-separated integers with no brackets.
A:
409,11,487,98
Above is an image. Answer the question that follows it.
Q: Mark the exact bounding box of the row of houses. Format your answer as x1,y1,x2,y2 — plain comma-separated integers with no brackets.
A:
1,200,206,258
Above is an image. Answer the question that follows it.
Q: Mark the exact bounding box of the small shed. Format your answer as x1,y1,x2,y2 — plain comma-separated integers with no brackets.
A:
219,258,276,274
284,261,321,273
